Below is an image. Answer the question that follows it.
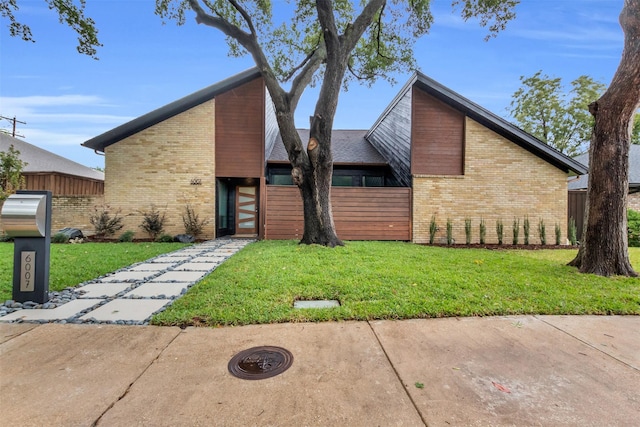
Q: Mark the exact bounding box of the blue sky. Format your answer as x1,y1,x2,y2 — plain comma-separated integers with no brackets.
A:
0,0,624,169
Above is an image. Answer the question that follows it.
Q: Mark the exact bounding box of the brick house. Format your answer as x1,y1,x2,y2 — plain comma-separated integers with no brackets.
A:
82,68,586,243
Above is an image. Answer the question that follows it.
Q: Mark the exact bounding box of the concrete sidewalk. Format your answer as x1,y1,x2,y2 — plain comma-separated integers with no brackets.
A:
1,315,638,426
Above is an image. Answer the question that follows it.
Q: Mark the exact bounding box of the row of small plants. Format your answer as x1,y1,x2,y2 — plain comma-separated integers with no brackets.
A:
51,204,209,244
428,215,579,246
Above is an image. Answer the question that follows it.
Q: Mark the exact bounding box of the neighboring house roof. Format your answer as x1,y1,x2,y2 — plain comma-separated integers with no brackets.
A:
82,68,262,152
268,129,388,165
368,71,588,176
0,133,104,181
568,145,640,191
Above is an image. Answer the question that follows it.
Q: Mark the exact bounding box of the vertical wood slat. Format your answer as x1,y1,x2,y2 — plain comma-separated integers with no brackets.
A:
411,87,465,175
264,186,411,240
568,190,587,241
23,173,104,196
215,77,265,178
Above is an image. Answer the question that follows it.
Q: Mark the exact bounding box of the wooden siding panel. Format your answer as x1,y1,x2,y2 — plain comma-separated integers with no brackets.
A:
367,90,412,186
265,186,410,240
215,77,265,178
412,87,465,175
23,173,104,196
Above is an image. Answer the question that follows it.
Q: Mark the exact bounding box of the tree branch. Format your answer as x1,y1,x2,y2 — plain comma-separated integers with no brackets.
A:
288,42,327,110
342,0,386,56
226,0,257,38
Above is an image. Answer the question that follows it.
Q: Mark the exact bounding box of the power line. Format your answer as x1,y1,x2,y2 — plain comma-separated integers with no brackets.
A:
0,115,26,138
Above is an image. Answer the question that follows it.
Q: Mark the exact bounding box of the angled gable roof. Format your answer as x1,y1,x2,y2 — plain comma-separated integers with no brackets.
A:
569,145,640,191
82,67,262,152
268,129,388,165
368,72,588,176
0,133,104,180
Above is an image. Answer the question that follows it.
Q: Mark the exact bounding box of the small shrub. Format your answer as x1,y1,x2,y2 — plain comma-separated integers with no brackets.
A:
0,232,12,242
555,223,561,246
512,218,520,245
479,218,486,245
628,209,640,247
51,232,69,244
496,219,504,245
139,204,167,240
464,218,472,244
90,205,124,238
156,234,174,243
568,217,578,245
523,216,530,245
429,215,438,244
538,219,546,245
119,230,135,242
446,218,453,245
182,204,210,238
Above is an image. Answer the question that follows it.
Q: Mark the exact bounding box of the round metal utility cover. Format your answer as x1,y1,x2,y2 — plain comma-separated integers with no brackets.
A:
228,346,293,380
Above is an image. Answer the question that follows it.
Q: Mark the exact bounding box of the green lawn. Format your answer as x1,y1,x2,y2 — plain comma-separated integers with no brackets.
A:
151,240,640,327
0,242,189,301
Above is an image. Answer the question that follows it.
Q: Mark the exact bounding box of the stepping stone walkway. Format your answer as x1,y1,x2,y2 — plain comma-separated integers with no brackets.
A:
0,238,253,325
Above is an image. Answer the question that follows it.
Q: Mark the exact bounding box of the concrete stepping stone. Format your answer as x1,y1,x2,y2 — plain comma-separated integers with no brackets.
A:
172,262,218,271
79,299,172,322
98,271,156,282
150,271,208,283
129,263,175,272
0,299,101,321
77,283,133,298
124,283,188,298
152,255,191,263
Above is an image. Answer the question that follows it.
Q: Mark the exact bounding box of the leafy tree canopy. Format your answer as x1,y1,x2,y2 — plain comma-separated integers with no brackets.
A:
0,144,27,201
508,70,606,157
1,0,101,58
156,0,518,88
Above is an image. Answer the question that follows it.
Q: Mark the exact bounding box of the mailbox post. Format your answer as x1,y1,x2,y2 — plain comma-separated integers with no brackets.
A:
1,190,52,303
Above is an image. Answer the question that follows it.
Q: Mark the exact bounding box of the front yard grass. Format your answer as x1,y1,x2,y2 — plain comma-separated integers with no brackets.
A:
0,242,188,301
151,240,640,327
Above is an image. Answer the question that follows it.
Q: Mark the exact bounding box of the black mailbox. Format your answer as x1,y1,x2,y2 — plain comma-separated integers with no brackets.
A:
1,191,52,303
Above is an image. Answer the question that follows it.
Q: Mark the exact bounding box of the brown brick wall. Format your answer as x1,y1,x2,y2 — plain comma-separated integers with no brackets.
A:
104,99,216,239
413,117,568,245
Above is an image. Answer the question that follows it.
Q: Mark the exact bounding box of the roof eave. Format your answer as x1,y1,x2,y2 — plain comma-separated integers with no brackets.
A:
82,67,262,152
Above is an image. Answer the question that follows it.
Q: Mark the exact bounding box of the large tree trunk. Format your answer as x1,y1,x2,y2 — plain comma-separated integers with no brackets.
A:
569,0,640,276
274,109,343,247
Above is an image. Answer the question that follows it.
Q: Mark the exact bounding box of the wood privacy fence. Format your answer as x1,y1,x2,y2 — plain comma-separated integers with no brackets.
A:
264,186,411,241
568,190,586,241
24,173,104,196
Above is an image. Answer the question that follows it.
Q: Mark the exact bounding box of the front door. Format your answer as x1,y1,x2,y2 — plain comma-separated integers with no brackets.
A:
235,186,257,234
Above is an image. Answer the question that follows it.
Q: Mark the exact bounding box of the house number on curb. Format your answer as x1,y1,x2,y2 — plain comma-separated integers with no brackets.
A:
20,251,35,292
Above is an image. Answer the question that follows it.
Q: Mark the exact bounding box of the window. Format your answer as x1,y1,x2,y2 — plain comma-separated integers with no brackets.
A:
363,175,384,187
332,175,353,186
270,174,293,185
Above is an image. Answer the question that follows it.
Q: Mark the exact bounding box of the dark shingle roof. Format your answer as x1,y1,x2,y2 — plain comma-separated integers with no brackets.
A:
368,71,588,176
569,145,640,190
0,133,104,180
82,68,262,152
268,129,388,165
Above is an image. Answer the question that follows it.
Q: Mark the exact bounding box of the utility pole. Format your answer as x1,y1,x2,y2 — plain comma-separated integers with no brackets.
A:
0,116,26,138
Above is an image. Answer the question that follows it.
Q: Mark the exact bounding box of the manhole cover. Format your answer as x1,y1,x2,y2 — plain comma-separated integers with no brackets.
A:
228,346,293,380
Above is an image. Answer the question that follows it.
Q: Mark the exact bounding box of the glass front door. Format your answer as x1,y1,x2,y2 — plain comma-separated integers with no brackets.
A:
235,186,257,234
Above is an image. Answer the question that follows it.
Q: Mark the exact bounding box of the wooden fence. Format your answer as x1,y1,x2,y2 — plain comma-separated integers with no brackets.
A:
24,173,104,196
568,190,586,241
265,186,411,241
